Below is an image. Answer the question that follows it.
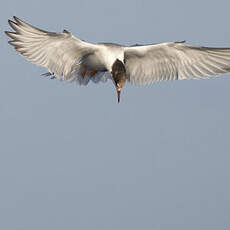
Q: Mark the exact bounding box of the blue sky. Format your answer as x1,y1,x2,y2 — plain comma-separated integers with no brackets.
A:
1,0,230,229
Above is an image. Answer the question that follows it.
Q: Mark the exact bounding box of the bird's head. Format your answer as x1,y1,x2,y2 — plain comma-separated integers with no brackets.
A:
111,59,126,103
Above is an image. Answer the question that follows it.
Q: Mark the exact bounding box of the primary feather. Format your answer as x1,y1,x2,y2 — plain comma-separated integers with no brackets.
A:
5,16,107,84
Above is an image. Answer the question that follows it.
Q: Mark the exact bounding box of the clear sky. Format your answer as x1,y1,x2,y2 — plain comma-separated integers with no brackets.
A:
1,0,230,229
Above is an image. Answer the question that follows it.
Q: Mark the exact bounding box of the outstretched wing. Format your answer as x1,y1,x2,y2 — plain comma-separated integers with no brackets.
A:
5,16,104,83
124,41,230,85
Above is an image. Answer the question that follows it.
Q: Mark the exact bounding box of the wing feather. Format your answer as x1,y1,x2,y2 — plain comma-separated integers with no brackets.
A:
124,42,230,84
5,16,100,82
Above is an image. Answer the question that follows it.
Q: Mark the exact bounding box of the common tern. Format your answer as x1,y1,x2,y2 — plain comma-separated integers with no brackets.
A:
5,16,230,103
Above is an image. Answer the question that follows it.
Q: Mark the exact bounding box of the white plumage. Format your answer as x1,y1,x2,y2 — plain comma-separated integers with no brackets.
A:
124,42,230,84
5,16,230,101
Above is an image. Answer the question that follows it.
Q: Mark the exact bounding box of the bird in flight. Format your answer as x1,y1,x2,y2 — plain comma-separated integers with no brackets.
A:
5,16,230,103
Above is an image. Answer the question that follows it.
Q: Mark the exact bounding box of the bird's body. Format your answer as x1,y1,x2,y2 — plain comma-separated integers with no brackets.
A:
5,17,230,102
83,43,124,72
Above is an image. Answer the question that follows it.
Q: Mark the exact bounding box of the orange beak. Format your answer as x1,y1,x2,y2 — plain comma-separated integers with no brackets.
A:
116,88,121,103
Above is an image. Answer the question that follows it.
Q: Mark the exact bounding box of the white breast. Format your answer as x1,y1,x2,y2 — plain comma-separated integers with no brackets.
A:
97,44,125,72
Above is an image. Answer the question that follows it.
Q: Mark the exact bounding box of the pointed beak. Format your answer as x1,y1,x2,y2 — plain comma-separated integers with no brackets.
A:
116,87,121,103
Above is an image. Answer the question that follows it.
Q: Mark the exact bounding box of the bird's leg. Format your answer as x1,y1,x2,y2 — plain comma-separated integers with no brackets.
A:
81,67,87,78
90,70,97,77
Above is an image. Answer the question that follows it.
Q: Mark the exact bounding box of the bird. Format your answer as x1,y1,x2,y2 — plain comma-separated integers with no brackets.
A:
5,16,230,103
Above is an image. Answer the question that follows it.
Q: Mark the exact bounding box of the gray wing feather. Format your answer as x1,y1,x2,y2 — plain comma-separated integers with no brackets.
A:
124,42,230,84
5,16,99,81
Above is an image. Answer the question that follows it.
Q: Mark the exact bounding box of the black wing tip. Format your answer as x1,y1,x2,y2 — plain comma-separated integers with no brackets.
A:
8,16,22,26
8,19,14,25
13,16,18,21
63,29,70,34
13,16,25,26
8,40,14,45
5,30,19,41
5,31,15,42
8,40,22,49
8,19,18,28
5,31,11,36
8,16,25,30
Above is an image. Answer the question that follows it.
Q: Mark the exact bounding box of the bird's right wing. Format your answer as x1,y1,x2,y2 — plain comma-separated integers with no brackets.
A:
124,42,230,85
5,16,101,82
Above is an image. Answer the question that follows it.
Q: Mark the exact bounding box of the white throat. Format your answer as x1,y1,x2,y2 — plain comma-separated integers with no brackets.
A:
101,45,125,72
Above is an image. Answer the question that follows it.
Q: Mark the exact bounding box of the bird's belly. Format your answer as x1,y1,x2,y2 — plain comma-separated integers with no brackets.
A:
83,54,107,72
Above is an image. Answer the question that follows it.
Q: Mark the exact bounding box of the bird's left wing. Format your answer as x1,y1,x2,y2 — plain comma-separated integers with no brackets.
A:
124,42,230,85
5,16,100,81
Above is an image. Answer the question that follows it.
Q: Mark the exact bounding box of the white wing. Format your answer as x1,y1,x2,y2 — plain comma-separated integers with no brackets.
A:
124,42,230,85
5,16,109,84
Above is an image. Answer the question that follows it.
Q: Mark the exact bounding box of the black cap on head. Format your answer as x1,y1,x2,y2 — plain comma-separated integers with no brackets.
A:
111,59,126,103
112,59,126,86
